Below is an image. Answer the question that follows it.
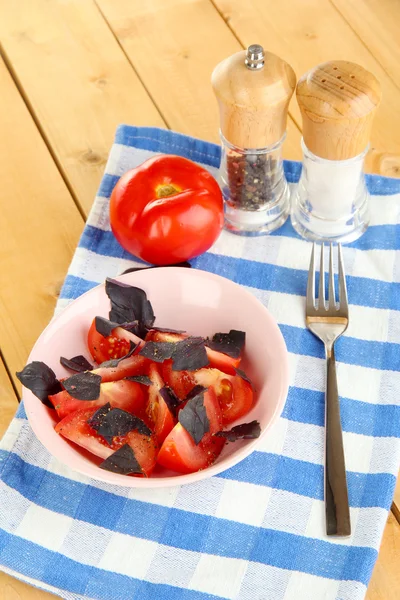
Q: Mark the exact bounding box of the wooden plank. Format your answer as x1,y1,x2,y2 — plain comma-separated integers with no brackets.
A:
332,0,400,90
0,573,55,599
0,359,18,438
0,3,398,598
213,0,400,175
329,0,400,178
95,0,302,160
392,476,400,524
366,149,400,179
0,0,165,215
366,512,400,600
0,55,84,390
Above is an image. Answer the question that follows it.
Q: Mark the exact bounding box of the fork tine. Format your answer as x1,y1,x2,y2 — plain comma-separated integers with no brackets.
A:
328,243,336,309
338,243,348,311
318,243,325,309
306,242,316,310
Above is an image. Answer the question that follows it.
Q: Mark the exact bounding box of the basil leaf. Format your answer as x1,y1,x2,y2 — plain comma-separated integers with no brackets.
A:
178,391,210,445
16,361,62,407
105,278,155,335
172,337,209,371
88,404,151,445
63,372,101,400
100,444,143,475
215,420,261,442
60,355,93,373
120,262,191,275
139,341,175,363
206,330,245,358
124,375,152,386
159,386,181,417
95,316,121,337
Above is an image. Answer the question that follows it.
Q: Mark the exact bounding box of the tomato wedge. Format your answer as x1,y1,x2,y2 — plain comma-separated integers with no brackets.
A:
92,354,150,383
156,424,207,474
194,368,253,424
161,360,195,400
146,363,175,445
55,406,158,476
146,330,241,375
49,379,146,420
161,359,254,425
204,347,240,376
87,318,144,364
125,430,158,477
157,388,225,474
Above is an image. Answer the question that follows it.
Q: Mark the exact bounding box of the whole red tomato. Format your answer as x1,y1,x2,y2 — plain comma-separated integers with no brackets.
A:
109,155,224,265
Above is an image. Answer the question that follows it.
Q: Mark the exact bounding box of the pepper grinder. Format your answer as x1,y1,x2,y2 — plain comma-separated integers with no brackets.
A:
291,61,381,242
212,45,296,235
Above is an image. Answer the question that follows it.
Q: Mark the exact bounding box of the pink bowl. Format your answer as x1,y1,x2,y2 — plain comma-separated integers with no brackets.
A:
23,267,289,487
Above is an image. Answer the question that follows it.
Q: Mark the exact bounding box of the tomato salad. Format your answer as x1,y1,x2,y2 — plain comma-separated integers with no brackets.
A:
17,278,260,478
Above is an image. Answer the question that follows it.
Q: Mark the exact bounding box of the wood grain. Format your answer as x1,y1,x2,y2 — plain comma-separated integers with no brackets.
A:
332,0,400,90
296,60,381,160
392,477,400,524
0,0,164,215
366,149,400,179
213,0,400,175
0,1,398,598
0,55,83,390
366,512,400,600
0,360,18,438
95,0,302,159
0,573,55,599
212,48,296,148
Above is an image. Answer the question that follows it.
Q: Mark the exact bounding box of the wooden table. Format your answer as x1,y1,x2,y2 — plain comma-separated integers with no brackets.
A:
0,1,399,598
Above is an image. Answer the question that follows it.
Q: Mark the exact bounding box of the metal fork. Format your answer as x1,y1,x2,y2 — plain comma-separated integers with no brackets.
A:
306,243,351,537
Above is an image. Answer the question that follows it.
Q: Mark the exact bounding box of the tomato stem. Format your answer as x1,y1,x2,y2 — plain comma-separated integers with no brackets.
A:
155,183,181,198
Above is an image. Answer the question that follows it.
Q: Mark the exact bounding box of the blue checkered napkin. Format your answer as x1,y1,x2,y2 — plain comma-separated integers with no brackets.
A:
1,126,400,600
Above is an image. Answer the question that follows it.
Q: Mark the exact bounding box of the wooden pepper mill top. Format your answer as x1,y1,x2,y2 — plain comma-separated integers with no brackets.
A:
297,60,382,160
211,45,296,149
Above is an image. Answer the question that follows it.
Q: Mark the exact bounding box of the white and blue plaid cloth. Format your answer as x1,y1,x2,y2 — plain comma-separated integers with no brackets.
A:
1,126,400,600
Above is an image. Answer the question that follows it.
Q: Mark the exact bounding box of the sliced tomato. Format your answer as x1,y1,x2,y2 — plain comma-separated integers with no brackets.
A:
125,430,158,477
200,386,223,435
157,388,225,474
161,360,195,400
204,346,240,376
92,354,150,383
55,407,111,456
55,406,157,476
49,379,146,420
156,424,209,474
147,330,240,375
145,330,177,343
161,361,253,425
87,318,144,364
197,387,226,464
194,368,254,424
146,363,175,445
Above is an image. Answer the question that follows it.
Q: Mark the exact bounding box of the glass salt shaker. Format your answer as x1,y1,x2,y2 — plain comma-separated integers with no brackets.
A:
212,45,296,235
291,60,381,243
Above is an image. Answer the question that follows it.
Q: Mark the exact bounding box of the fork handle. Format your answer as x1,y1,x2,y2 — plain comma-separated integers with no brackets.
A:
325,346,351,536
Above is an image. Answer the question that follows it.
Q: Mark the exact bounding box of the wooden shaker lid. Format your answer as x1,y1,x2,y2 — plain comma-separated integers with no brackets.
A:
297,61,381,160
211,45,296,149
